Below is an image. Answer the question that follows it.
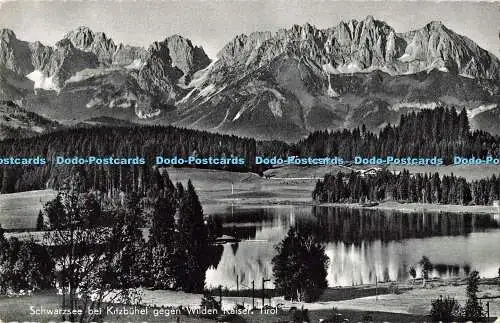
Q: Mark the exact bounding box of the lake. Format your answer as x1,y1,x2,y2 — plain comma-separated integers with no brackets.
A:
205,205,500,289
2,190,499,290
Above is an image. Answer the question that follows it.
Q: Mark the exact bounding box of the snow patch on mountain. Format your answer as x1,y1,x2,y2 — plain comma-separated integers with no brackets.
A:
327,86,339,98
335,62,362,74
66,67,120,83
398,53,413,62
233,106,249,121
125,59,146,70
197,84,216,98
323,62,365,75
215,108,230,129
326,74,339,98
390,102,440,111
31,125,46,133
468,104,498,118
322,63,339,74
177,88,197,104
266,88,286,101
188,59,218,89
26,70,57,91
86,97,103,108
459,73,475,79
269,100,283,118
135,107,161,119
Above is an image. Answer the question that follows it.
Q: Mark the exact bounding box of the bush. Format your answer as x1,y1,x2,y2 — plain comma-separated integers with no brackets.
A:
429,271,487,322
430,296,461,322
199,294,221,319
409,266,416,282
362,312,374,322
289,308,310,323
389,283,401,294
321,307,347,323
0,238,54,294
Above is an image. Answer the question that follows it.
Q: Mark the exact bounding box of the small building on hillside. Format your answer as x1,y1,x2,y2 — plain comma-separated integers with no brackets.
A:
360,168,380,177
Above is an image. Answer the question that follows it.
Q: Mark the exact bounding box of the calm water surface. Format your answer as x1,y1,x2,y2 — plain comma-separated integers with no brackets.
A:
3,193,499,289
205,205,500,289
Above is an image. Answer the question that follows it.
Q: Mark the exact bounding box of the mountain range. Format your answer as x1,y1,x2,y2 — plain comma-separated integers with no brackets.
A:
0,16,499,141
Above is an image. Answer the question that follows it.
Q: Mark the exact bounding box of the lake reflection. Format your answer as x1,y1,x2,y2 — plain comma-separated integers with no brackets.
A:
205,206,500,289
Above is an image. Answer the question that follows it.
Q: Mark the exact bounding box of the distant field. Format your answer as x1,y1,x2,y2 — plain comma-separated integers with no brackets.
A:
0,190,57,230
167,168,315,209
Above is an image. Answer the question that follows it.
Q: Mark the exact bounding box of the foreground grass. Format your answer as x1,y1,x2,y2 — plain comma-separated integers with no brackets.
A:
0,290,200,323
0,290,429,323
243,309,429,323
2,285,499,323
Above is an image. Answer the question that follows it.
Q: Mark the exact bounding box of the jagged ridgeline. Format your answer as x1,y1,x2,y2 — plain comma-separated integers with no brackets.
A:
1,17,500,141
0,106,499,194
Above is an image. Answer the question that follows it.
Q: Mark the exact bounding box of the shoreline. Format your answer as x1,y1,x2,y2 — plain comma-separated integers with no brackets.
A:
206,197,500,215
317,200,500,215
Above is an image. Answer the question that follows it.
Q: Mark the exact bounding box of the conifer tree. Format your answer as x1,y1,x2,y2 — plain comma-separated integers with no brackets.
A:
36,211,45,231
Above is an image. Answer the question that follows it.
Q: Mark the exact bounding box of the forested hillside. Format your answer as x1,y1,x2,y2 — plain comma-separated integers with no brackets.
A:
1,106,499,193
0,125,262,193
298,107,499,161
313,169,500,205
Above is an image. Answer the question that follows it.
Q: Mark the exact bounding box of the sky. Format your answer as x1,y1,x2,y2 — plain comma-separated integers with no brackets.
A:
0,0,499,59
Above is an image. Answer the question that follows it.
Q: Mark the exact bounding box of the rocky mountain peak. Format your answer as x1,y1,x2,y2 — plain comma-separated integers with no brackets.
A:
214,17,399,74
425,20,446,31
135,34,210,104
337,16,393,36
0,29,17,43
364,15,375,22
165,35,210,75
64,26,96,48
63,26,116,65
55,38,75,49
146,34,210,81
212,17,499,80
148,40,172,62
0,18,499,134
0,28,34,74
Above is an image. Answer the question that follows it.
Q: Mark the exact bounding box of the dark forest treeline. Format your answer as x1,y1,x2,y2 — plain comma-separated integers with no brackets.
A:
0,124,260,167
313,169,500,205
1,106,499,193
0,125,265,193
298,107,499,160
